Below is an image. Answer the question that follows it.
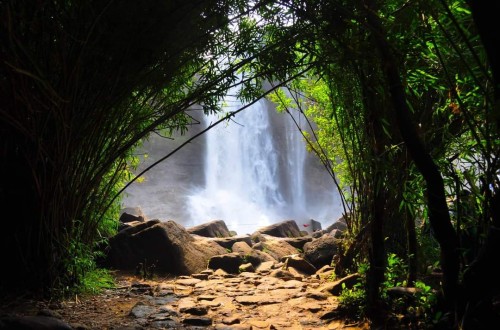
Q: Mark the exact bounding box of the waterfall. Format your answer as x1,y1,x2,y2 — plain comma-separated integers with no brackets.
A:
186,95,342,235
122,92,342,235
188,98,284,234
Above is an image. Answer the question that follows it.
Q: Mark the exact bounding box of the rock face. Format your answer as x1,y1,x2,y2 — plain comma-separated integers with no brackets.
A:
102,220,227,275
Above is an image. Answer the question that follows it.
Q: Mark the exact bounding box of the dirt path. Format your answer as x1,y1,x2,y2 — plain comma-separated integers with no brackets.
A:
1,270,369,329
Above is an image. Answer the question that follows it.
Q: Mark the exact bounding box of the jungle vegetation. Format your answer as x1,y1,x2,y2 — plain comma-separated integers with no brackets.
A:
1,0,498,328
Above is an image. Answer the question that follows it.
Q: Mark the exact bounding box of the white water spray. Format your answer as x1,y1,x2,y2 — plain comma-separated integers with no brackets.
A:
187,95,342,235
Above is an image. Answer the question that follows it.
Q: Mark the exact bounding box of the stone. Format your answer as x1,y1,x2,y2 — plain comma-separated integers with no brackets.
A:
182,316,212,326
103,220,227,275
187,220,231,238
0,316,72,329
253,220,302,238
318,273,361,296
303,235,342,269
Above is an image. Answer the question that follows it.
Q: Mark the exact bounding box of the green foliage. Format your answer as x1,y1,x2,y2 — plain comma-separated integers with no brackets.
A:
328,272,337,282
337,254,439,324
384,253,408,288
337,261,368,319
1,6,497,328
75,269,115,297
338,281,367,320
0,0,269,293
382,254,439,327
412,281,438,319
417,227,441,274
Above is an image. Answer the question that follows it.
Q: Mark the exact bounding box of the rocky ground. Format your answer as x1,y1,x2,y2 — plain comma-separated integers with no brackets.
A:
0,268,369,330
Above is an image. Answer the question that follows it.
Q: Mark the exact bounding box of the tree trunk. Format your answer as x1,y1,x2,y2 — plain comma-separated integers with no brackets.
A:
462,6,500,324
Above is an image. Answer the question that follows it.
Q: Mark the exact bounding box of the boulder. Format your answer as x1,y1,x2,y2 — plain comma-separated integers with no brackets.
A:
303,235,343,269
102,220,227,275
318,273,361,296
120,206,146,219
325,215,348,233
252,235,299,261
328,229,344,239
281,236,312,250
208,253,243,274
0,315,72,329
253,220,302,238
239,263,255,273
281,255,317,275
207,235,253,250
242,249,275,265
187,220,231,238
232,240,276,263
231,241,253,254
119,212,145,224
310,219,322,232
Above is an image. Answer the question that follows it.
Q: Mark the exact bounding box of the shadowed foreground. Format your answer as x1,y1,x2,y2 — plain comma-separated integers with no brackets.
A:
0,270,369,330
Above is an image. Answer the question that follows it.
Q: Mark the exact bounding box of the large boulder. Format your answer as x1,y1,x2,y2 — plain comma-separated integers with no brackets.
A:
231,241,275,264
281,255,317,275
208,253,243,274
253,220,302,238
325,215,348,232
252,234,300,261
313,216,348,239
117,219,161,235
0,315,72,330
102,220,227,275
120,206,146,221
231,241,254,254
119,212,145,224
118,208,147,231
187,220,232,238
207,248,274,274
303,235,343,269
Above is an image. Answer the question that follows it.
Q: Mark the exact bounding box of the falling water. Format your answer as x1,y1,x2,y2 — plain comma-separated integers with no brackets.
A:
122,92,342,235
186,95,342,235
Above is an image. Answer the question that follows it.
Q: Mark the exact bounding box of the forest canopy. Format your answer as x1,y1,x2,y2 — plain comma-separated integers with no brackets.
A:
1,0,499,328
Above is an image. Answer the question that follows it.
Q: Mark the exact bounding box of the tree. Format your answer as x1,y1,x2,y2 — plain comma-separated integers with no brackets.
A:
258,0,498,327
0,0,247,294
